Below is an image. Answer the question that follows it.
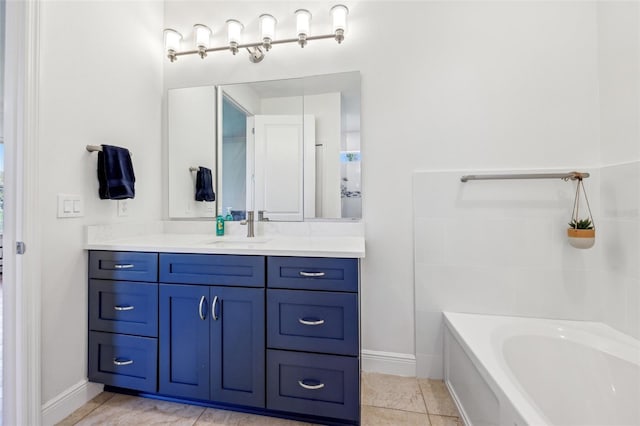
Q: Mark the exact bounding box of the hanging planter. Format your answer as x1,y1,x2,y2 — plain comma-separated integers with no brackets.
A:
567,176,595,249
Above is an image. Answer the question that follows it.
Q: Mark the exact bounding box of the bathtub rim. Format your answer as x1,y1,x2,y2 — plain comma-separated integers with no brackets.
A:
444,312,547,425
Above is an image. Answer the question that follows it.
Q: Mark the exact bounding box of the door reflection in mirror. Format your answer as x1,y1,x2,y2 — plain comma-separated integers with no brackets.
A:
218,72,361,221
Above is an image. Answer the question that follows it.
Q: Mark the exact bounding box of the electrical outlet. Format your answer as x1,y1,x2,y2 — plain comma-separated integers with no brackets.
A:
117,199,130,217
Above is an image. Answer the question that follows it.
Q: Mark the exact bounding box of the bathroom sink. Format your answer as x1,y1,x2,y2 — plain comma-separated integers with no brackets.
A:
203,237,271,245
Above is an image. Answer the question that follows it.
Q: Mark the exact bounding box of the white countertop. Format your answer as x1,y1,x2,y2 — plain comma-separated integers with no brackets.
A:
85,233,365,258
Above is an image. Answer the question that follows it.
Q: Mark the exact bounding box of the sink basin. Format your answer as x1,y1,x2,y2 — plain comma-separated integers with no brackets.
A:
203,237,271,245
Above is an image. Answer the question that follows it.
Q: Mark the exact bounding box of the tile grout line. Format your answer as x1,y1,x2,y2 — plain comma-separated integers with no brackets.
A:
191,406,207,426
416,378,431,414
69,392,116,425
415,377,433,425
419,379,462,423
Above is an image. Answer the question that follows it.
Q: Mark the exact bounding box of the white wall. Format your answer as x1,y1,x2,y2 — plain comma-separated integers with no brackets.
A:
416,0,640,378
163,1,602,363
168,86,217,218
597,1,640,339
38,0,163,414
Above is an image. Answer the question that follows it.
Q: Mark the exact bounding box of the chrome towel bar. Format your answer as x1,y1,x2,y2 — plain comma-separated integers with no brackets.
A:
460,171,589,183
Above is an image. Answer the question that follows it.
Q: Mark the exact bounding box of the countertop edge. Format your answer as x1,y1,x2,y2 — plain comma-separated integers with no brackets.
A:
84,238,366,259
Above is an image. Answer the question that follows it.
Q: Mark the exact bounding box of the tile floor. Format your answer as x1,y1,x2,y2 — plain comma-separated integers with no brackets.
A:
57,372,462,425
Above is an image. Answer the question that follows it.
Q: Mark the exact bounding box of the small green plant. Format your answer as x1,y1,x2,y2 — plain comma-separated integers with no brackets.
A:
568,218,593,229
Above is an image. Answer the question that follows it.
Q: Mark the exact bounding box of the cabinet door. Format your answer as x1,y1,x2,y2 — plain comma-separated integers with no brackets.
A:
210,286,265,408
159,284,210,400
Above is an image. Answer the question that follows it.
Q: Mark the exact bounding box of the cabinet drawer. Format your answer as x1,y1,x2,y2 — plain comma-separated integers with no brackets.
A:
89,251,158,282
89,280,158,337
267,290,358,356
267,257,358,292
160,254,265,287
267,350,359,422
89,331,157,393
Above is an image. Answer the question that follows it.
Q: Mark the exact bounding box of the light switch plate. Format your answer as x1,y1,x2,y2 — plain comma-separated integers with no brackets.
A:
57,194,83,218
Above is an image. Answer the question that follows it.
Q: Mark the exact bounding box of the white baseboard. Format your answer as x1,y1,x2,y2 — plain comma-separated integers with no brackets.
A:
361,349,416,377
41,379,104,426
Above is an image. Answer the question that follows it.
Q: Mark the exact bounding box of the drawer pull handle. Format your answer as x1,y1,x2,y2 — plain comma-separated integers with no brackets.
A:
298,318,325,326
212,296,219,321
198,296,207,320
299,271,325,278
298,380,325,390
113,358,134,366
113,264,135,269
114,305,135,311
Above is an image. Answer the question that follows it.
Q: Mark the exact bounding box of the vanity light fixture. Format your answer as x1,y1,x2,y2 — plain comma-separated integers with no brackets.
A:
330,4,348,43
163,5,349,63
226,19,244,55
163,28,183,62
295,9,312,47
259,14,277,51
193,24,212,58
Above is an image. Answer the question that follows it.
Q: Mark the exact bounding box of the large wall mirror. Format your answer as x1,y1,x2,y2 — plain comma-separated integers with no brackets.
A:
168,71,361,221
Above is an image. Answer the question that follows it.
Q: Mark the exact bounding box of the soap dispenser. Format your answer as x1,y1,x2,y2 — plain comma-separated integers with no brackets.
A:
225,207,233,222
216,214,225,236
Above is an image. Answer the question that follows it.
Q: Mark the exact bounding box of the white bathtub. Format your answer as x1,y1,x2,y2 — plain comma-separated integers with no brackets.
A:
443,312,640,426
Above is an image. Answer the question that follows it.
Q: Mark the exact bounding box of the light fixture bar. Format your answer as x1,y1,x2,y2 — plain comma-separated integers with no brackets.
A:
165,4,348,63
174,33,337,58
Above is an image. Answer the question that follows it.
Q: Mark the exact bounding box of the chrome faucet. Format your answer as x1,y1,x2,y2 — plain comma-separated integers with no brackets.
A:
244,211,255,238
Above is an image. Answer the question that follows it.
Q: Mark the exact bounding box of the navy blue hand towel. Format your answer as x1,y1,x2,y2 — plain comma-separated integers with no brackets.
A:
97,145,135,200
195,166,216,202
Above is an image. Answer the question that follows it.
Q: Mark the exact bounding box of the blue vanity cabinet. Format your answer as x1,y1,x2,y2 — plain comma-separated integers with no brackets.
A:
158,254,266,408
158,284,210,400
266,256,360,423
89,251,360,424
89,250,158,282
88,251,159,393
210,286,265,407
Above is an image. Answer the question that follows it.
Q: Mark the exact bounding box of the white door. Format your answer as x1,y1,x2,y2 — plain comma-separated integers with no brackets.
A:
253,115,315,221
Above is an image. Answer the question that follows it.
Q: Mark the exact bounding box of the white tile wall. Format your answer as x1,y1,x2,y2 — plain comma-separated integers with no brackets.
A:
599,161,640,339
413,169,603,378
